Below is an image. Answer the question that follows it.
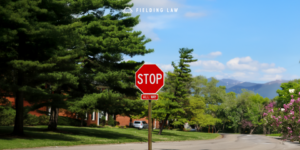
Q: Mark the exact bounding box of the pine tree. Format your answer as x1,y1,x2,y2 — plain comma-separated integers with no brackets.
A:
67,0,154,119
0,0,85,135
158,48,197,135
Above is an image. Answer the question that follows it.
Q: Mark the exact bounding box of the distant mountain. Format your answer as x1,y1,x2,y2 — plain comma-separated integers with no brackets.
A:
216,79,289,99
208,78,243,89
195,78,289,99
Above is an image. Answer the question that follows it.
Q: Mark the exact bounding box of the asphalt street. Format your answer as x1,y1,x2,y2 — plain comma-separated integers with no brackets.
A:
7,134,300,150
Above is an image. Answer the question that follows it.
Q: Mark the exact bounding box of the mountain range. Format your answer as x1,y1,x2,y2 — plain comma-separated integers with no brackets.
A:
207,78,290,99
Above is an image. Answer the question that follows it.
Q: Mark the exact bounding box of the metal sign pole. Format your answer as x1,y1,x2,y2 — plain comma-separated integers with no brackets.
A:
148,100,152,150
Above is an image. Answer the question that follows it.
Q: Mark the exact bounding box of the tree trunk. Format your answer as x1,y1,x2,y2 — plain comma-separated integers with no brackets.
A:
48,106,59,131
223,124,225,131
267,127,270,134
196,125,199,132
238,126,241,134
158,113,170,135
250,127,256,134
263,125,267,135
129,117,132,127
80,113,84,127
12,73,24,136
214,125,217,133
103,111,107,126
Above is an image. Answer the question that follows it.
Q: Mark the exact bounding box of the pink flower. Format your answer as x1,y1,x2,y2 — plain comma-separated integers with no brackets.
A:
289,130,293,133
284,104,289,112
263,113,268,117
291,111,294,115
291,99,295,103
297,119,300,123
291,95,294,98
299,91,300,95
284,116,288,120
292,117,295,120
287,127,291,130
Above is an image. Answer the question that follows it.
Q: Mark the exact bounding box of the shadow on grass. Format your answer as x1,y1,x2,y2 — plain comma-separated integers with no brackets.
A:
0,126,79,142
0,126,149,142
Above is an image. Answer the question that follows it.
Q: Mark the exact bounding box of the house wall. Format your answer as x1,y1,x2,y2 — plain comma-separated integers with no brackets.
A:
86,112,98,126
116,115,160,128
3,94,160,129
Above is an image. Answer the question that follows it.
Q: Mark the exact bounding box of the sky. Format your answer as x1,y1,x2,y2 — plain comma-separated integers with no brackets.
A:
121,0,300,84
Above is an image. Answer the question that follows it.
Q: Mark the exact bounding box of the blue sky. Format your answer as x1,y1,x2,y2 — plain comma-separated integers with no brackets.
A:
122,0,300,84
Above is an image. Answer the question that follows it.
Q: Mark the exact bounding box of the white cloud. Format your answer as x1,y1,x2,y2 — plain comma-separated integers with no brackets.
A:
262,67,286,74
226,57,287,76
185,12,206,18
158,64,173,72
214,72,258,81
226,57,259,71
259,74,283,81
191,60,225,72
194,51,222,58
134,14,177,41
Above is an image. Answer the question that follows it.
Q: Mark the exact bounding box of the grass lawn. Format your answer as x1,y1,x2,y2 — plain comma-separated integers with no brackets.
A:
0,126,220,149
266,133,281,136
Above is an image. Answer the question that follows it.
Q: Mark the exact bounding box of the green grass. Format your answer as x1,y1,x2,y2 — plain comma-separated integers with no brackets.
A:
0,126,220,149
266,133,281,136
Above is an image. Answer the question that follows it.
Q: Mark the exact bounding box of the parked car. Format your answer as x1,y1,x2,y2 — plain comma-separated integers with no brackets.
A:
133,121,148,129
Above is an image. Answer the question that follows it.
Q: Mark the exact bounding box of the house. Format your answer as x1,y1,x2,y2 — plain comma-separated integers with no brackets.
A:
2,85,161,128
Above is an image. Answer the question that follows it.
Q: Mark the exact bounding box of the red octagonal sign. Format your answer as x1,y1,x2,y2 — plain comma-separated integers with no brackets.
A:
135,64,164,94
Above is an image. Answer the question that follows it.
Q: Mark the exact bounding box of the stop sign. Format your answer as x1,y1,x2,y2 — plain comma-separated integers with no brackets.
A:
135,64,164,94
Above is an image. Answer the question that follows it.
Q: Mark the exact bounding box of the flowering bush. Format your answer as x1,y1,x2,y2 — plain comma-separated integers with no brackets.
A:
264,93,300,141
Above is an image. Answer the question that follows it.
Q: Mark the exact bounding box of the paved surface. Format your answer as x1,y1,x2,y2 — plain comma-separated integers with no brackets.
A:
8,134,300,150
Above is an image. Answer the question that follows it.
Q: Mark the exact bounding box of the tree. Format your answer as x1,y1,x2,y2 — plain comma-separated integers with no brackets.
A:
276,79,300,107
67,0,154,123
0,0,84,135
264,93,300,142
244,94,269,134
158,48,197,135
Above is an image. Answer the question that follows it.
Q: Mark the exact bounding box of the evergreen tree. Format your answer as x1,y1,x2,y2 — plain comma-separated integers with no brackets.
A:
158,48,197,135
0,0,86,135
67,0,154,119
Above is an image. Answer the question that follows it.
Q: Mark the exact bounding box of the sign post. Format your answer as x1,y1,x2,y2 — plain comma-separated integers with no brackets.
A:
135,64,164,150
148,100,152,150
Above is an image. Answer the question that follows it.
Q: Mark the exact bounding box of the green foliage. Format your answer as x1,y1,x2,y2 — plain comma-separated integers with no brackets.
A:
276,79,300,107
89,124,97,127
155,48,197,135
108,116,115,126
24,114,39,126
38,115,50,125
0,105,15,126
57,116,83,126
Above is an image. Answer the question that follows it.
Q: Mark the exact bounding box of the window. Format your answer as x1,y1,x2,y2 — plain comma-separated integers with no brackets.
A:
91,111,95,120
134,121,141,124
85,113,88,120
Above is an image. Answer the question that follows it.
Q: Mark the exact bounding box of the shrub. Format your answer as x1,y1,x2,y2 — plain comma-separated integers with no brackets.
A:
123,125,126,129
24,114,39,126
108,116,115,126
0,105,15,126
89,124,97,127
38,115,50,125
57,116,83,126
115,125,119,128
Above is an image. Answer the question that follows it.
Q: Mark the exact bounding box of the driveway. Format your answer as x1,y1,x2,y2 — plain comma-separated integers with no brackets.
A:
7,134,300,150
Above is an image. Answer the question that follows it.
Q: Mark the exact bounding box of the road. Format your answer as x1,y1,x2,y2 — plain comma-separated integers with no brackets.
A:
8,134,300,150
